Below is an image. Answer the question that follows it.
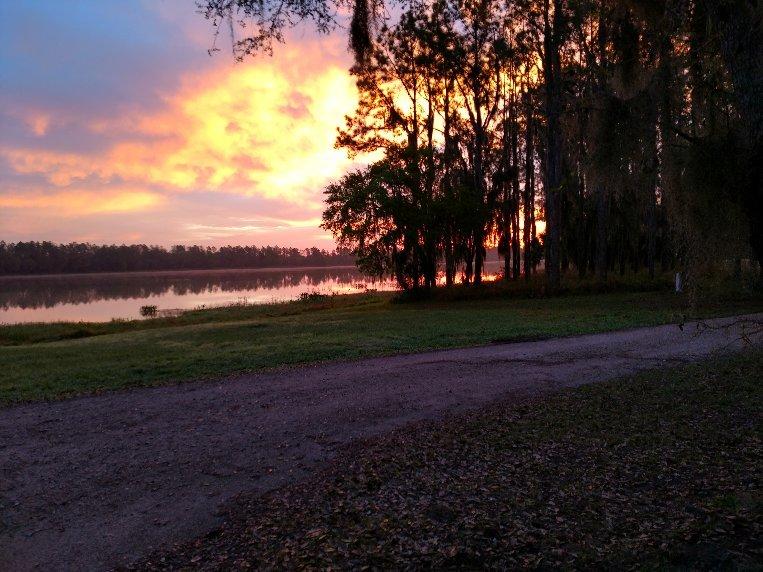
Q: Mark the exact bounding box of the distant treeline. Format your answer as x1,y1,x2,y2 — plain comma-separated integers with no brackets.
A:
0,242,356,276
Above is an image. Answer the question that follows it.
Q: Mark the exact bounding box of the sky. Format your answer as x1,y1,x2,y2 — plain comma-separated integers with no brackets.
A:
0,0,361,248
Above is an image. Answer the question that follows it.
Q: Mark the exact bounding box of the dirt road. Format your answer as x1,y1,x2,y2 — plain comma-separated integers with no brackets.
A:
1,314,760,570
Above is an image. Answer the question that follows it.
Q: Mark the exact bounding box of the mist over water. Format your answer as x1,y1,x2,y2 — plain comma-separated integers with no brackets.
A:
0,260,505,324
0,267,395,324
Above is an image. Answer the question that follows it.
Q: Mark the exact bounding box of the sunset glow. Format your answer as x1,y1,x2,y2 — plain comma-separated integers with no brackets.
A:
0,1,359,246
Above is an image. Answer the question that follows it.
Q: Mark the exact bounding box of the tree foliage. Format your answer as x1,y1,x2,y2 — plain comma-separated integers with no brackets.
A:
202,0,763,292
0,242,354,275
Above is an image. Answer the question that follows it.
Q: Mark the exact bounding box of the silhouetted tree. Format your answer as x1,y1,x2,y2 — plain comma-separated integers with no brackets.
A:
204,0,762,291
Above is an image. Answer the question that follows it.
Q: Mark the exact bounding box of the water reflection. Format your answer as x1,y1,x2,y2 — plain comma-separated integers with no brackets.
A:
0,267,394,324
0,261,504,324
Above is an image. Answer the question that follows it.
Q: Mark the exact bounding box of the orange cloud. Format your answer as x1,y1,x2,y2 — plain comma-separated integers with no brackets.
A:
27,114,51,137
185,215,324,237
3,107,54,137
0,188,164,216
1,148,106,186
1,41,359,206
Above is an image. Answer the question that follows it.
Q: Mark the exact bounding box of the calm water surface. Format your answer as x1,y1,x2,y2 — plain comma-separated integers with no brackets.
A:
0,267,397,324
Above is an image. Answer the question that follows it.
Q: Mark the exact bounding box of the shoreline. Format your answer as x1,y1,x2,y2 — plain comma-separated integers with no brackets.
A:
0,264,362,280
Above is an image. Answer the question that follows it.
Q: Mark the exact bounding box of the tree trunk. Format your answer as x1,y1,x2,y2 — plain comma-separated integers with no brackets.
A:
474,232,483,286
594,182,608,281
445,241,455,287
523,93,535,281
644,98,659,280
542,0,564,291
512,121,522,280
464,248,474,285
576,171,587,278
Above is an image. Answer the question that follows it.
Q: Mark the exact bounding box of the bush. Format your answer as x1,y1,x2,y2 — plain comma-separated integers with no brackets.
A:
140,305,158,317
298,292,329,303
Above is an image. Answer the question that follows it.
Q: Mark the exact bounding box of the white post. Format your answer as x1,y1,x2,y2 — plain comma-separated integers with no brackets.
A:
675,272,683,293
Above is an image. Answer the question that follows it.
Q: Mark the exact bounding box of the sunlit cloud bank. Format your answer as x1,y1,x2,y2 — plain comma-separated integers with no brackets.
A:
0,1,359,247
0,188,164,216
2,48,357,203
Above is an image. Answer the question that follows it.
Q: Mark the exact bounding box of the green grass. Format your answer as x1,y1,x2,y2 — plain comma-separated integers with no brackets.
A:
2,283,761,406
143,350,763,569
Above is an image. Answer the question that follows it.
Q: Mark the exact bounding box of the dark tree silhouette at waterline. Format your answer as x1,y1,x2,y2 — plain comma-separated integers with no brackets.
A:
0,242,354,276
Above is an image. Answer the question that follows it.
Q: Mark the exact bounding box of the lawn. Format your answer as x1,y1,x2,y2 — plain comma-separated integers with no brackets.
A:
140,350,763,570
1,284,761,405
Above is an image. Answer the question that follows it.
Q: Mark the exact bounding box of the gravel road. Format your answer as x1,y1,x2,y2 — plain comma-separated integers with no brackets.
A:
1,314,760,571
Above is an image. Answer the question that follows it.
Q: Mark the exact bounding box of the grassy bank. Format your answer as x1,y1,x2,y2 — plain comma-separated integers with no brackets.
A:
2,282,761,405
142,350,763,570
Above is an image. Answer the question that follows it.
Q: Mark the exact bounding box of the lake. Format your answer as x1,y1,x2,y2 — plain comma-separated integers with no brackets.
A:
0,267,398,324
0,261,505,324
